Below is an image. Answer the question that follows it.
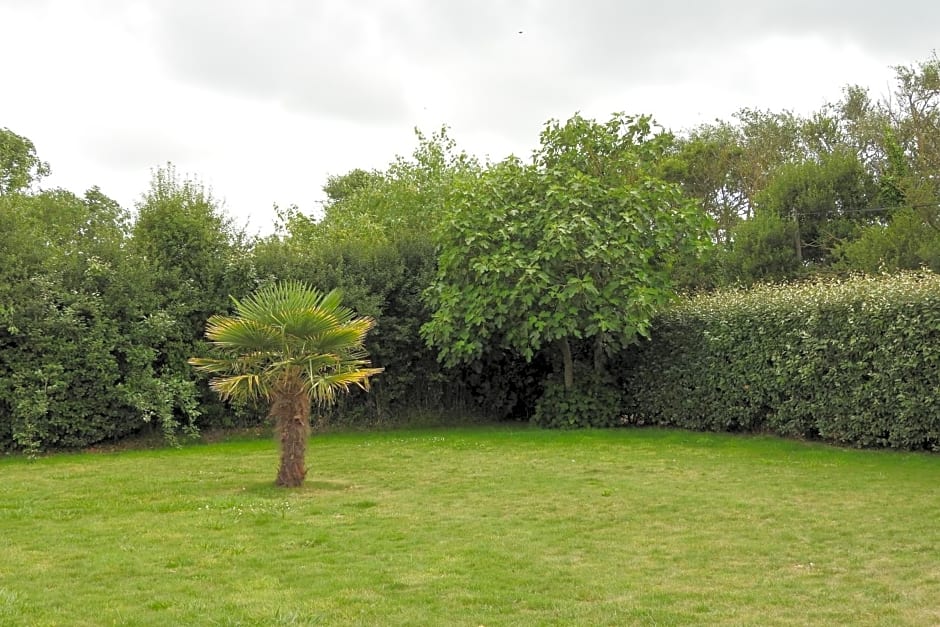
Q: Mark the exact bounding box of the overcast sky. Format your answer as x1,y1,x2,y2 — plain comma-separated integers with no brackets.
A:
1,0,936,234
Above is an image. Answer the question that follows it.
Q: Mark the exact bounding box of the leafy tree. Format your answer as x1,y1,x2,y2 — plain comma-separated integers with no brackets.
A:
664,123,746,244
322,168,384,203
889,55,940,198
754,149,875,265
189,281,382,487
723,211,801,283
875,125,910,208
834,85,890,172
423,113,712,392
0,127,50,195
252,129,483,421
837,208,940,273
730,108,805,210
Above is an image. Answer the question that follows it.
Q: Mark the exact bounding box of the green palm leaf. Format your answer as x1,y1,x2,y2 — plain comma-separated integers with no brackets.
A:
189,280,383,409
209,373,271,402
307,366,386,406
204,317,283,353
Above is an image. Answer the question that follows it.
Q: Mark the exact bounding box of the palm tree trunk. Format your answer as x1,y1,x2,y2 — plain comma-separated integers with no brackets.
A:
272,386,311,487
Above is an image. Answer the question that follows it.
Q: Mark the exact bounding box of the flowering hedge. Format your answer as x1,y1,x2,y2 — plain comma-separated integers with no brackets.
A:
619,273,940,450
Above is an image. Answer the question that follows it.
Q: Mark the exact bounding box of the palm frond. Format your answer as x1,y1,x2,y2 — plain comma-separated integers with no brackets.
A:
294,353,342,373
189,352,272,376
233,281,341,325
191,280,382,409
208,373,271,402
306,366,385,406
307,324,373,355
319,289,346,316
204,316,283,352
188,356,233,375
274,307,341,342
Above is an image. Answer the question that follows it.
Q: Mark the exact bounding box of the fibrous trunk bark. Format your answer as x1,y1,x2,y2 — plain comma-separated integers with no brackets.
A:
271,384,311,487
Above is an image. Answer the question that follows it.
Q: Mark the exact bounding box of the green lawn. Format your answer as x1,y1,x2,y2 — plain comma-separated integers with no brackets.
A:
0,426,937,626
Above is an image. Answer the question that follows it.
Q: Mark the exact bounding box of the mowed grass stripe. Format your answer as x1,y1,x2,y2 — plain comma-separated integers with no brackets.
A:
0,426,937,626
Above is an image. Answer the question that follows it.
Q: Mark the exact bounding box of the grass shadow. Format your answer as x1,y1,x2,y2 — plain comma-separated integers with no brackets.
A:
240,479,352,498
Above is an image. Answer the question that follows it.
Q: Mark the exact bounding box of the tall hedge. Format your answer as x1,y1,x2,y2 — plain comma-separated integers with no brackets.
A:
0,188,205,453
620,273,940,450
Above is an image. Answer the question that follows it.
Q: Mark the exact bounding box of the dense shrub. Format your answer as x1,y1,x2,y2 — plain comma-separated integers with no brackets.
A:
533,368,623,429
0,188,205,452
619,273,940,450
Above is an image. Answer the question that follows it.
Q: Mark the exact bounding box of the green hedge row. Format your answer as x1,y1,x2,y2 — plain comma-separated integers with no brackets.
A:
619,273,940,450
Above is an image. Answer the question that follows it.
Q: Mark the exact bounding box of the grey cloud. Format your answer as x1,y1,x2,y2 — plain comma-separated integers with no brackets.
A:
146,0,413,123
84,127,206,171
137,0,938,135
749,1,940,54
518,1,939,83
436,0,938,139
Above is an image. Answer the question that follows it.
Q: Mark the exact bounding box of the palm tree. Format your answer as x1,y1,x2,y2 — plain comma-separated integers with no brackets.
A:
189,281,383,487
